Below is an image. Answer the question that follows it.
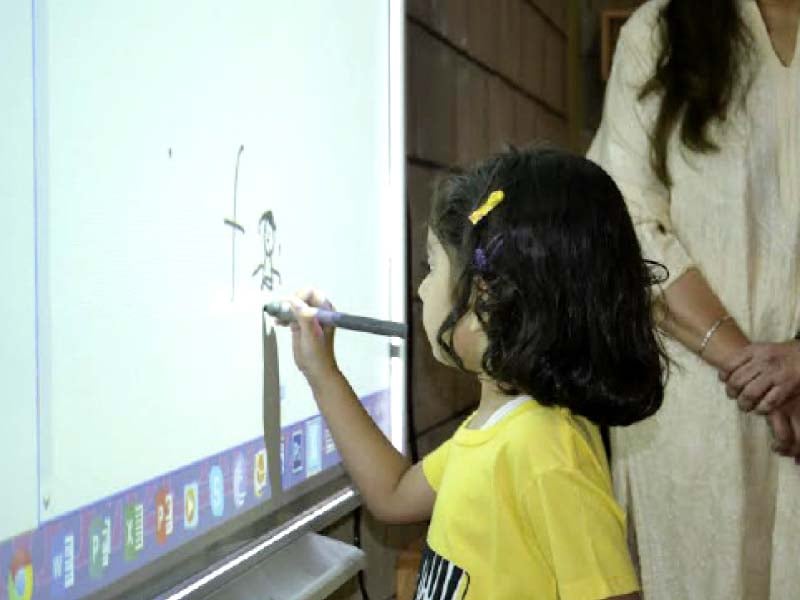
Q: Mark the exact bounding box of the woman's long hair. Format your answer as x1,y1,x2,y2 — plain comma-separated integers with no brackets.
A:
641,0,752,187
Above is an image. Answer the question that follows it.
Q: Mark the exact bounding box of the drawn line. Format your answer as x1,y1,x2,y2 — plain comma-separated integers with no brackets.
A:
223,219,245,235
230,144,244,301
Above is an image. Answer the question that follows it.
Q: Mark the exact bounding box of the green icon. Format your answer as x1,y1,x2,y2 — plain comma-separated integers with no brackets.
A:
124,503,145,561
88,516,111,579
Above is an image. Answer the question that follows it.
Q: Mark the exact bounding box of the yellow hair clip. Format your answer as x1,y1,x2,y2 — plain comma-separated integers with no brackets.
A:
468,190,505,225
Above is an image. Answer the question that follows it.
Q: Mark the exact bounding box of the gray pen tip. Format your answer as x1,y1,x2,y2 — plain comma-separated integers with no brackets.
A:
263,300,294,319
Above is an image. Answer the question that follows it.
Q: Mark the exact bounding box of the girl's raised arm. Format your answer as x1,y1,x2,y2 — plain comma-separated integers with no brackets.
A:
285,290,436,524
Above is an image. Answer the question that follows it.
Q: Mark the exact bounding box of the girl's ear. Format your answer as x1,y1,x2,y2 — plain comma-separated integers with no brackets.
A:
474,276,489,294
466,276,489,332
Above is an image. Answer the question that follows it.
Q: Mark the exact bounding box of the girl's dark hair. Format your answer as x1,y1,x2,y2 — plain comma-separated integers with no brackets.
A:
641,0,752,187
430,146,666,427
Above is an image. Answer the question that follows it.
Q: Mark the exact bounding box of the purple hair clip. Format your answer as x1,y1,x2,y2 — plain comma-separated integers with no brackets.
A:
473,236,504,272
473,248,489,271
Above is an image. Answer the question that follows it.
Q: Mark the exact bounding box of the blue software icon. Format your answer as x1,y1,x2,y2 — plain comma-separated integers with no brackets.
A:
209,465,225,517
306,418,322,477
49,532,75,597
233,453,247,508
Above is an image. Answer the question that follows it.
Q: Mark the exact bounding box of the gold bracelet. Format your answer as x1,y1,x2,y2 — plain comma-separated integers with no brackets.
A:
698,315,733,357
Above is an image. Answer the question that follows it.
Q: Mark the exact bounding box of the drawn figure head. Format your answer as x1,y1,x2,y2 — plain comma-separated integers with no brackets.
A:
259,211,277,255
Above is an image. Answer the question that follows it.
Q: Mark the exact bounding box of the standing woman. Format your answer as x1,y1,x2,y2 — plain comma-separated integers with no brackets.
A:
588,0,800,598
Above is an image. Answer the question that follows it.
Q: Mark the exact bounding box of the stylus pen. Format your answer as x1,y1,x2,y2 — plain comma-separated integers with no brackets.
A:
263,300,407,339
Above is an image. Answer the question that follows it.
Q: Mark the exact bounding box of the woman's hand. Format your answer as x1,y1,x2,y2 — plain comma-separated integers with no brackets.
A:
282,289,340,385
718,341,800,413
766,399,800,460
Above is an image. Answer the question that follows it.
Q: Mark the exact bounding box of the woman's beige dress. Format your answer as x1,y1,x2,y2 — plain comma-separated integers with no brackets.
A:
587,1,800,598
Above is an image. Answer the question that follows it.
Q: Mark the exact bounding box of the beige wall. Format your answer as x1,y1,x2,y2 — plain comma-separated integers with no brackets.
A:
324,3,576,598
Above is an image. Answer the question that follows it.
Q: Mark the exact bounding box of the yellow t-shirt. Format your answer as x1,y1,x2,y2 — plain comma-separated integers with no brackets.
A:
418,400,639,600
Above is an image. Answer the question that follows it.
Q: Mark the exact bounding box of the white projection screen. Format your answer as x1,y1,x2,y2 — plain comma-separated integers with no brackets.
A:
0,1,406,598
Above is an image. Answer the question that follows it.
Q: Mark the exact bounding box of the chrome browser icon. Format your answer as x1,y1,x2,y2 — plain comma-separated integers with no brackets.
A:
7,548,33,600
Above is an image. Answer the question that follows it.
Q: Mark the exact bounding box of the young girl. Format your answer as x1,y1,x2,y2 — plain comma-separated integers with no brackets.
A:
283,146,664,600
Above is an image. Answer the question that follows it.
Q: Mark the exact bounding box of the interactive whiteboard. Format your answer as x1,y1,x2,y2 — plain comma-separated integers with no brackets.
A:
0,1,405,598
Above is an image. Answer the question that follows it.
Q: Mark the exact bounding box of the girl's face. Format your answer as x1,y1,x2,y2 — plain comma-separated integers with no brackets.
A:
418,229,485,370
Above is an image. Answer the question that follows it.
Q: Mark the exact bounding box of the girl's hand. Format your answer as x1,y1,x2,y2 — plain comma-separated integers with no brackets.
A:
718,341,800,413
283,289,339,385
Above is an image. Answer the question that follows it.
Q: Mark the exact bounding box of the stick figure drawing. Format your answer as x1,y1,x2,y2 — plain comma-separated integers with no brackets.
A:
252,210,281,291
